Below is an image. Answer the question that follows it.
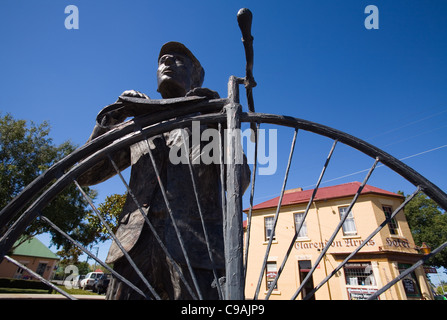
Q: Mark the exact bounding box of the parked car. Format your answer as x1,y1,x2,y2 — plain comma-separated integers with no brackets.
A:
72,274,85,289
94,273,112,294
80,272,103,290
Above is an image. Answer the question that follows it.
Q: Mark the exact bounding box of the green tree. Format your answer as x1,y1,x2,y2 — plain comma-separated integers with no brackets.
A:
0,113,62,208
92,193,126,241
54,260,91,280
435,282,447,296
403,192,447,268
0,113,99,262
54,193,126,264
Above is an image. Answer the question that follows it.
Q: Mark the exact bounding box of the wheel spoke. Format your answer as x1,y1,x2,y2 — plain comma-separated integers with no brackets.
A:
179,128,224,299
74,180,160,299
264,139,337,299
304,186,421,300
137,138,203,299
4,255,77,300
244,122,259,280
107,154,199,299
290,157,379,300
253,127,298,300
369,238,447,300
39,214,149,299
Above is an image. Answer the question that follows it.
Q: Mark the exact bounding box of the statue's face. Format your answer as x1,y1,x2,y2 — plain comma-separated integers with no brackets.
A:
157,53,194,98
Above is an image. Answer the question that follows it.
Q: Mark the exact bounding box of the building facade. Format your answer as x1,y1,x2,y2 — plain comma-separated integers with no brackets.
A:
0,237,59,281
244,182,434,300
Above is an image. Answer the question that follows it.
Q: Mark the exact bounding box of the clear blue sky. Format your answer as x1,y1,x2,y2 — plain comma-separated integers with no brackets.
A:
1,1,447,273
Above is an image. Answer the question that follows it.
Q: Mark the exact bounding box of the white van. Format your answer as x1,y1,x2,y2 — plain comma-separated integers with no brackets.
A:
80,271,103,290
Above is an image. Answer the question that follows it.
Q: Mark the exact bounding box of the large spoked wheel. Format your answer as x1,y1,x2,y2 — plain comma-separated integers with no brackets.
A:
1,77,446,300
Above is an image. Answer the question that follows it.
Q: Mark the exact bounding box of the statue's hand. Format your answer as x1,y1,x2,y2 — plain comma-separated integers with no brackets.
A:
186,87,220,99
119,90,150,100
100,90,150,126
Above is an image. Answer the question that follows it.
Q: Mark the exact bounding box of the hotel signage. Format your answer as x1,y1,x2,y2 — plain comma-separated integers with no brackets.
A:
295,237,413,251
385,237,411,248
295,238,376,250
347,287,378,300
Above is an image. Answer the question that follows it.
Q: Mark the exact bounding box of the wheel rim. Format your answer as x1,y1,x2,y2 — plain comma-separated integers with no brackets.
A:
1,102,446,300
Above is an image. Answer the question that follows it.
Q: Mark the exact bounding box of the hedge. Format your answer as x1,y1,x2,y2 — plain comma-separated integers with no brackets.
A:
0,278,53,293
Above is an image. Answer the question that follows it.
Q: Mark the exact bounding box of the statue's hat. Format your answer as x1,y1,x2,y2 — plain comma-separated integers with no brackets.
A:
158,41,204,87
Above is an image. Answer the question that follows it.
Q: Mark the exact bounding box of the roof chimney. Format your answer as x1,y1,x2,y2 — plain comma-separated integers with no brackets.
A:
284,187,303,194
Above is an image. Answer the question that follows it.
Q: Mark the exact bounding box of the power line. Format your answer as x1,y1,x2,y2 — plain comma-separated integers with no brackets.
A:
398,144,447,161
250,143,447,203
308,144,447,188
369,108,447,141
250,117,447,203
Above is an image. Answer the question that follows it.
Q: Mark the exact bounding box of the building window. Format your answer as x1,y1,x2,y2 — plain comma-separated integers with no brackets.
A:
36,263,47,277
339,206,357,236
398,263,422,298
382,206,399,235
264,216,275,241
265,262,278,290
298,260,315,300
344,262,376,286
14,266,26,279
294,212,308,238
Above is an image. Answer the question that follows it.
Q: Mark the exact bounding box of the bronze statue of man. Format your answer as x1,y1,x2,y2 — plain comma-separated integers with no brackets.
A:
78,42,250,299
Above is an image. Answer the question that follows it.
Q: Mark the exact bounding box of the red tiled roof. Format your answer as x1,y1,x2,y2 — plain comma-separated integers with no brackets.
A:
247,182,403,211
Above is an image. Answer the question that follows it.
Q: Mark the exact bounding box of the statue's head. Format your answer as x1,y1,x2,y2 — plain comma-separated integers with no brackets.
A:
157,42,205,98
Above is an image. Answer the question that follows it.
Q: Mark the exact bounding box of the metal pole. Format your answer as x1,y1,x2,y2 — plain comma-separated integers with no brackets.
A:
224,76,245,300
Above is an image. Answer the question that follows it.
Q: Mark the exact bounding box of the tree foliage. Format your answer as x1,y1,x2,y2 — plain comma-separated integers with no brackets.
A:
89,193,126,242
403,192,447,268
0,113,104,262
53,193,125,264
0,113,64,207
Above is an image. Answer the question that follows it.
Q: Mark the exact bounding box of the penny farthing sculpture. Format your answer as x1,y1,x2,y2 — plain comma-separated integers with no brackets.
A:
0,9,446,300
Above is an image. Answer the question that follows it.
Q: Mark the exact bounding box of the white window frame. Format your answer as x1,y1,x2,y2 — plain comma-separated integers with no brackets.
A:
294,211,308,239
382,205,400,236
339,206,357,236
264,216,276,241
265,261,278,291
344,262,377,287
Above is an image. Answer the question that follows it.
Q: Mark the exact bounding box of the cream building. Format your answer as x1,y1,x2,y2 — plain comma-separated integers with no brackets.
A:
0,237,59,281
244,182,433,300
